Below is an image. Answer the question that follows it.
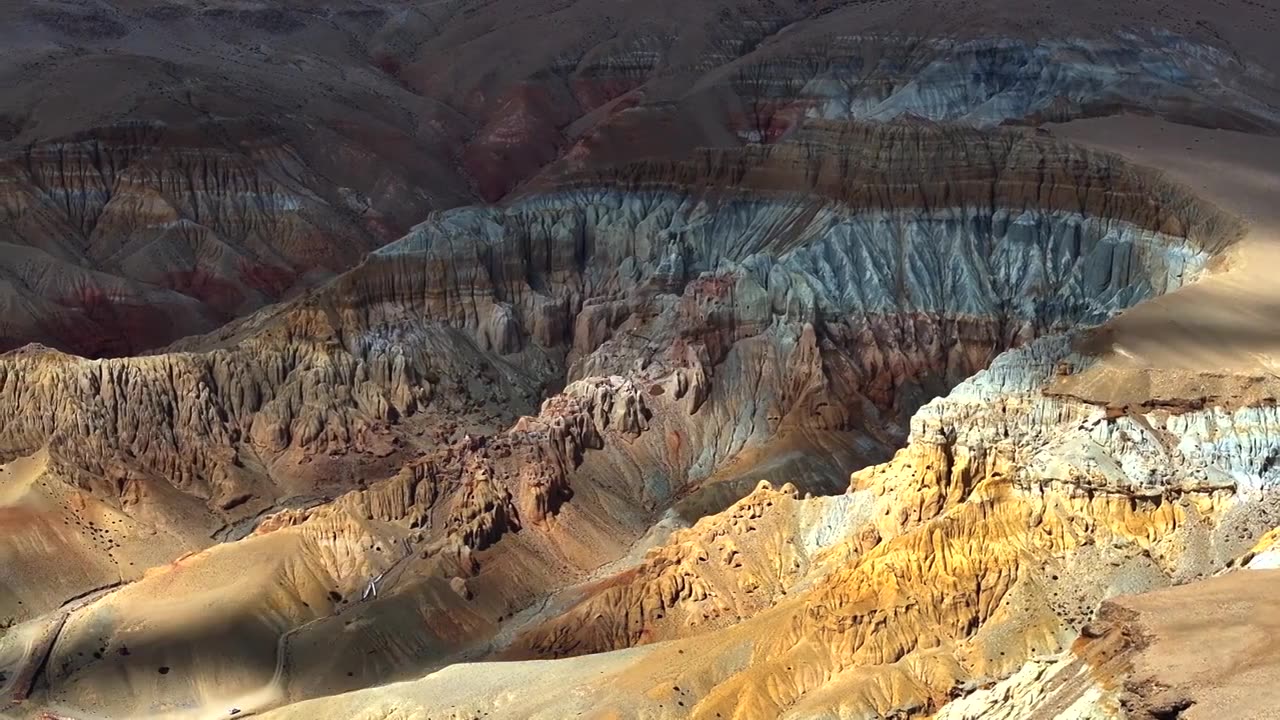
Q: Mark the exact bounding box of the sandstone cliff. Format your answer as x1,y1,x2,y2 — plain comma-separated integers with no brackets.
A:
0,0,1274,355
0,120,1248,718
250,329,1280,720
3,2,1279,714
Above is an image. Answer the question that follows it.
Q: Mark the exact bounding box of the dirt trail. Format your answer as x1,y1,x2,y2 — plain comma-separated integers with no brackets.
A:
1,583,125,709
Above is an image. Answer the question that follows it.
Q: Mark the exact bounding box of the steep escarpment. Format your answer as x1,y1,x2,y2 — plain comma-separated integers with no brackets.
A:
386,0,1280,191
259,332,1280,720
518,335,1252,671
678,336,1265,720
328,122,1234,421
18,122,1221,538
0,2,1274,718
0,119,451,356
0,122,1242,718
0,1,475,354
0,0,1275,356
934,568,1280,720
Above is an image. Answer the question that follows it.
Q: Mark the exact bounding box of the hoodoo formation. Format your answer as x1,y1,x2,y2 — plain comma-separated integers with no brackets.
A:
2,1,1280,719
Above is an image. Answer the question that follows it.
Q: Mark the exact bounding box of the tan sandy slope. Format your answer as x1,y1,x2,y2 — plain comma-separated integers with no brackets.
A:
1051,116,1280,408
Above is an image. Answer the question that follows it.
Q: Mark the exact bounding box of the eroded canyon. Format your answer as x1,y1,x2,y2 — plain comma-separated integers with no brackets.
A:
2,1,1280,719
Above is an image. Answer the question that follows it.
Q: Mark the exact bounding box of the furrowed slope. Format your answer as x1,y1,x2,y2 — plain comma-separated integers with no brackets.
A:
1,2,1278,717
258,332,1280,720
0,123,1241,718
0,0,1275,353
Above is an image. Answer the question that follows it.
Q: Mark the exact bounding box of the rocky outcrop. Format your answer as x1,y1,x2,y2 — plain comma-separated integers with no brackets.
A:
0,121,432,356
506,481,879,659
0,5,1270,716
444,332,1273,716
935,569,1280,720
130,121,1248,717
291,329,1280,720
734,32,1280,136
0,0,1274,357
0,323,546,518
0,122,1236,635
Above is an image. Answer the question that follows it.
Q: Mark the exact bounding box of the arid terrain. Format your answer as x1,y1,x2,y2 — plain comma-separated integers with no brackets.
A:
2,1,1280,719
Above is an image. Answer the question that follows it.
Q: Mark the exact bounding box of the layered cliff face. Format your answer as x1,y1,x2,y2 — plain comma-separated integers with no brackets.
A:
680,336,1270,719
184,123,1274,720
734,32,1280,136
0,2,471,354
932,568,1280,720
3,125,1228,548
340,121,1231,396
3,2,1280,718
255,333,1280,720
0,120,1246,718
0,0,1275,356
0,122,427,355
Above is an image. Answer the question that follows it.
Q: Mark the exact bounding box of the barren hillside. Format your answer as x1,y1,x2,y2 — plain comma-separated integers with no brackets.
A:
2,1,1280,719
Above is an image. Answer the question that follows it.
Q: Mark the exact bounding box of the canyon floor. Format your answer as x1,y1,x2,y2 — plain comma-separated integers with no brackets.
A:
3,1,1280,719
